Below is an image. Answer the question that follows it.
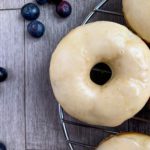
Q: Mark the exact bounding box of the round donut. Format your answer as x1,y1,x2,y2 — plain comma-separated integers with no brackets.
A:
96,133,150,150
123,0,150,43
50,21,150,127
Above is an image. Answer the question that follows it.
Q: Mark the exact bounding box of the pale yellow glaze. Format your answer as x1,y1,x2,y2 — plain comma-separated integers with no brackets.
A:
50,21,150,127
123,0,150,43
96,133,150,150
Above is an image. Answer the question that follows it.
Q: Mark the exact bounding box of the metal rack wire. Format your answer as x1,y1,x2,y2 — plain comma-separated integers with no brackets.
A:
58,0,150,149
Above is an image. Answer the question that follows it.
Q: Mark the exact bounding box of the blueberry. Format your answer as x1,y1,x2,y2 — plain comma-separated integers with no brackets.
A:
21,3,40,21
0,67,8,82
36,0,48,5
27,21,45,38
56,1,72,18
0,143,6,150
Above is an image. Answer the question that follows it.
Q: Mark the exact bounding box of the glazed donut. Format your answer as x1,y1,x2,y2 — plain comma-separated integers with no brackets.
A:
96,133,150,150
50,21,150,127
123,0,150,43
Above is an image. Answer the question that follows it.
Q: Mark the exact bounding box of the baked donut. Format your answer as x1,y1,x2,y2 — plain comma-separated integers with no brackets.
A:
96,133,150,150
123,0,150,43
50,21,150,127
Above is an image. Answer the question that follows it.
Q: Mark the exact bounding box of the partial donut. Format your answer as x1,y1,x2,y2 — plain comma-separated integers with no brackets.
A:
50,21,150,127
123,0,150,43
96,133,150,150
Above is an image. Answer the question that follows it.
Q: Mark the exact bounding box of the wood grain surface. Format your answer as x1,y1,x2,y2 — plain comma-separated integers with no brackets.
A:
0,0,150,150
0,0,24,9
0,11,25,150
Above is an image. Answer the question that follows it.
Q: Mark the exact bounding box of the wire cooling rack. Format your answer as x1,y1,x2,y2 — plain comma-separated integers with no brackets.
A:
58,0,150,149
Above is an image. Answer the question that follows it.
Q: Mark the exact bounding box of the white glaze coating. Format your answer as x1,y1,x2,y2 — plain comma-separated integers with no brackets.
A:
123,0,150,43
50,21,150,127
96,133,150,150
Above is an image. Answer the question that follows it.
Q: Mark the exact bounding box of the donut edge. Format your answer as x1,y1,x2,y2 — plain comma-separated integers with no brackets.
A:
96,132,150,150
122,0,150,45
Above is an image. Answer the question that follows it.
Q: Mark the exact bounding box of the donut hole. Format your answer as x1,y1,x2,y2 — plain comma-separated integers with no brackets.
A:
90,63,112,85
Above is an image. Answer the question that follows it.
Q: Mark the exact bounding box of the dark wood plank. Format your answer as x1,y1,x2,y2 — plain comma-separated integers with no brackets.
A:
0,10,25,150
0,0,24,9
25,1,104,149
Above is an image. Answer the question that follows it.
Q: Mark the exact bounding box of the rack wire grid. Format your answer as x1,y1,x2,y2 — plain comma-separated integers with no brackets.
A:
58,0,150,149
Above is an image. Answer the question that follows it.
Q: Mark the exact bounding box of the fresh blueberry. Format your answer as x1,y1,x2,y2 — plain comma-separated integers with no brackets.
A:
56,1,72,18
0,143,6,150
36,0,48,5
21,3,40,21
27,21,45,38
0,67,8,82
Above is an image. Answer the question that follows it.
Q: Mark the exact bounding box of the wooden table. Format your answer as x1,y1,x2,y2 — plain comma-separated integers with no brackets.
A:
0,0,150,150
